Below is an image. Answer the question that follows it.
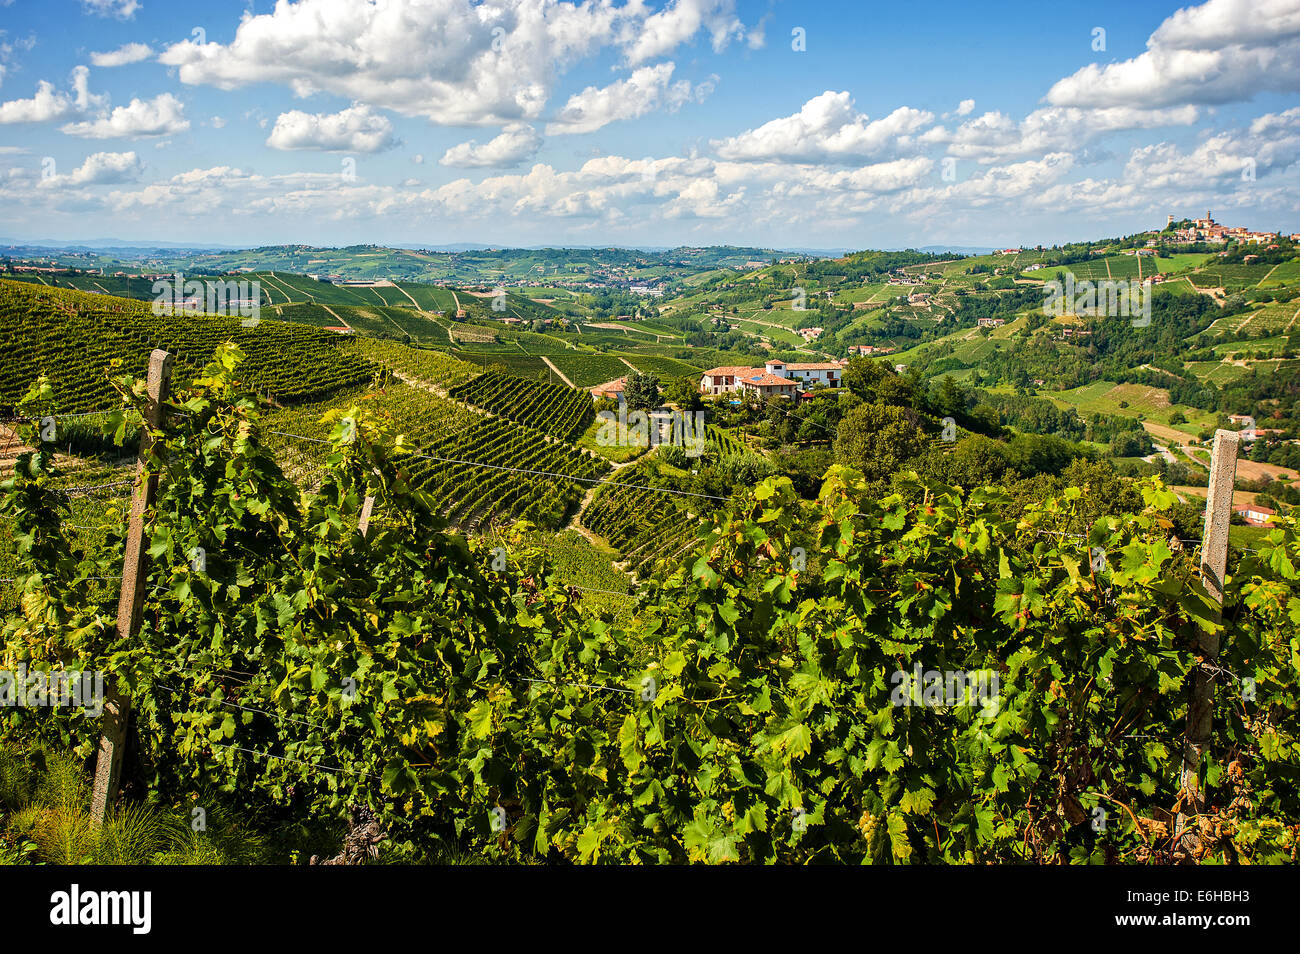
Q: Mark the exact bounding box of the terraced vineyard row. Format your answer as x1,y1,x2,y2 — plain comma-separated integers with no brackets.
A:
452,352,551,380
334,305,454,344
264,382,609,531
707,424,748,456
581,465,709,578
449,370,593,441
0,280,374,413
271,303,340,327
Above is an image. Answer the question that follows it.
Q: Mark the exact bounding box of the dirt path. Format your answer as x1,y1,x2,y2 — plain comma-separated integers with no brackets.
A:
1145,442,1178,465
540,355,576,388
262,272,303,303
616,356,638,373
392,284,421,308
0,424,93,478
567,456,638,545
1285,302,1300,335
1141,420,1198,445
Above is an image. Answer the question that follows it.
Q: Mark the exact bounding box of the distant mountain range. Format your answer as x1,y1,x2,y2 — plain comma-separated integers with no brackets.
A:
0,238,891,259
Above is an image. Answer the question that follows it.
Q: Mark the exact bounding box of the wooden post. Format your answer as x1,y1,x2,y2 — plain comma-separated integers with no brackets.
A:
1176,428,1238,850
357,494,375,537
90,349,172,824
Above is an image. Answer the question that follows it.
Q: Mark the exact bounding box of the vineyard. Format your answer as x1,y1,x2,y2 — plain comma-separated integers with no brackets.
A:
449,370,594,442
264,380,609,531
347,338,481,390
581,460,714,578
0,280,373,413
622,355,706,378
542,353,632,388
3,347,1296,867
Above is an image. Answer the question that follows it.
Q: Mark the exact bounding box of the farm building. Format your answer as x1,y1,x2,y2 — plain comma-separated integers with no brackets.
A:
698,365,798,400
765,360,841,387
590,377,628,403
1236,504,1276,527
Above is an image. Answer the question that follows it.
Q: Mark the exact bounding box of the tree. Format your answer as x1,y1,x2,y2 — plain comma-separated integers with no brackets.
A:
624,372,660,412
663,375,702,412
933,375,967,420
833,402,928,485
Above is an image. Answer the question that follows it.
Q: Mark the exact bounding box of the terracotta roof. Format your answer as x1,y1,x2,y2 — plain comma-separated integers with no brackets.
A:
590,376,628,396
786,362,840,371
741,372,797,387
701,365,763,377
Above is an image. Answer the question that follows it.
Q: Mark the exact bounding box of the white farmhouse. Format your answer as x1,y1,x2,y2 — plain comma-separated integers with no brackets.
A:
763,359,841,387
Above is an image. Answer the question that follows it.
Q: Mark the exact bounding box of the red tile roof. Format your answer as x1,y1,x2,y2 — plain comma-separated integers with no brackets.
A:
742,372,797,387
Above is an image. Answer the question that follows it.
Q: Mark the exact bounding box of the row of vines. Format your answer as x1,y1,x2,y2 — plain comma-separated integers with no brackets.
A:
449,370,594,442
0,280,373,414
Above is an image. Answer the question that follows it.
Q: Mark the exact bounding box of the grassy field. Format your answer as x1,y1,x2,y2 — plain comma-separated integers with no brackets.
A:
575,414,649,463
1043,381,1218,433
1260,259,1300,286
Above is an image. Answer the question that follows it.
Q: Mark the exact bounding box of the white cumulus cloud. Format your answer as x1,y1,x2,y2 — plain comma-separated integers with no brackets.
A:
1047,0,1300,108
547,63,711,135
81,0,140,19
440,123,542,167
622,0,746,65
266,104,399,153
0,66,102,124
158,0,749,127
62,92,189,138
42,150,143,186
90,43,154,67
711,91,934,163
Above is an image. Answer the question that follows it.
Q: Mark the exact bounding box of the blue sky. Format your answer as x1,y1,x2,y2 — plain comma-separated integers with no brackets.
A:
0,0,1297,250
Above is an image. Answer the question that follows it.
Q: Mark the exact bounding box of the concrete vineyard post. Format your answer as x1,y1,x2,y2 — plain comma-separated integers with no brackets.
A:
1176,428,1238,850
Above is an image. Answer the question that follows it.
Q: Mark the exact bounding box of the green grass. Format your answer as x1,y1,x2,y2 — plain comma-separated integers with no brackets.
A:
1259,260,1300,286
1042,380,1216,432
576,412,649,463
